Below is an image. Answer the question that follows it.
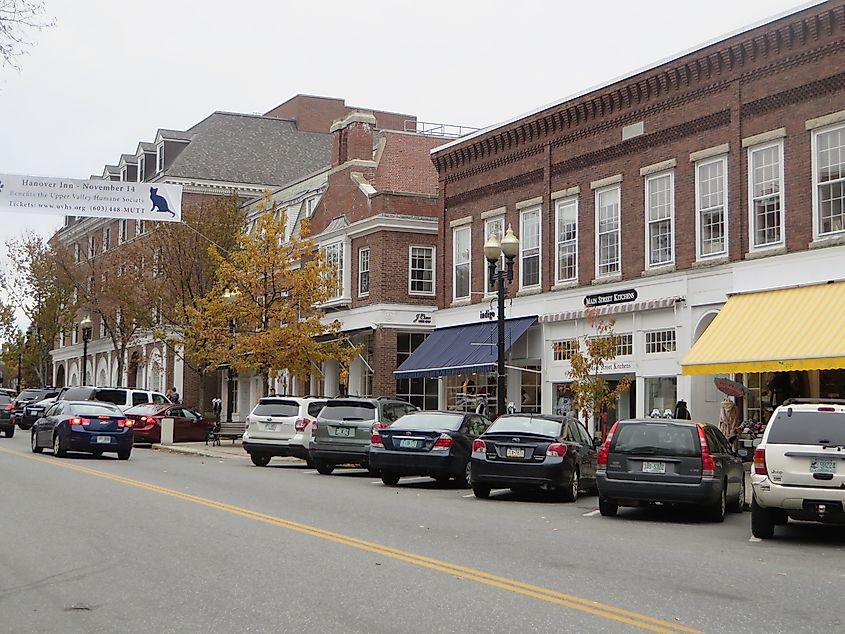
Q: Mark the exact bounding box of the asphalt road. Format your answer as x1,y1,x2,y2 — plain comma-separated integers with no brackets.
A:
1,433,843,634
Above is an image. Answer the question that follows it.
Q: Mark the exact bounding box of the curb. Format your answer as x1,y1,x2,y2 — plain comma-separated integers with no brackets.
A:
151,444,244,459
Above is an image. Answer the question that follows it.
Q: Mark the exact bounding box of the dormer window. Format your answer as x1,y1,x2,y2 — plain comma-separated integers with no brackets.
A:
156,144,164,172
120,167,128,181
306,196,318,217
137,156,145,182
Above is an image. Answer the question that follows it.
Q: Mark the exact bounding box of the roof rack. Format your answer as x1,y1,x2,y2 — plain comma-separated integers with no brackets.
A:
783,398,845,406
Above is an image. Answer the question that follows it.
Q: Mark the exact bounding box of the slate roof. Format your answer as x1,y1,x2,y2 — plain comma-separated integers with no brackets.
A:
157,128,193,142
135,141,155,154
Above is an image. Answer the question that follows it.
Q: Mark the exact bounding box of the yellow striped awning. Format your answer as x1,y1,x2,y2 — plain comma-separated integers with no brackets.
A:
681,281,845,375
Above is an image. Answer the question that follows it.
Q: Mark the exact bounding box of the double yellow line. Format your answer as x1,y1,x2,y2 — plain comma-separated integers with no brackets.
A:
1,447,699,633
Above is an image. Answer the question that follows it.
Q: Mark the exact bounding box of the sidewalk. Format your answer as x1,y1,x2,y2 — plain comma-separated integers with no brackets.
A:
151,439,249,459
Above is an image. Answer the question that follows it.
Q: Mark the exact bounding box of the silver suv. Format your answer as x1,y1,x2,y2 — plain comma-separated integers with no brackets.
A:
751,398,845,539
242,396,327,467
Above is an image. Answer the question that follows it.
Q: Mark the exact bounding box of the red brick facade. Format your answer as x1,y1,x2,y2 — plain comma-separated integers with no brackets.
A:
265,95,415,133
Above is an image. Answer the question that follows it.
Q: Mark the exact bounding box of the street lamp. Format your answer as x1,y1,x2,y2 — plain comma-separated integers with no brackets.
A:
222,289,239,423
18,327,31,392
484,224,519,417
80,315,92,387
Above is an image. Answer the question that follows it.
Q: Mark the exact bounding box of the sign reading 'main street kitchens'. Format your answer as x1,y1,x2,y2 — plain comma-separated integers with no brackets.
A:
0,173,182,222
584,288,638,307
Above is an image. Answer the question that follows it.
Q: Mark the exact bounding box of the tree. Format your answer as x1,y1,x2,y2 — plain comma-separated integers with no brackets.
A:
567,308,631,438
0,0,54,69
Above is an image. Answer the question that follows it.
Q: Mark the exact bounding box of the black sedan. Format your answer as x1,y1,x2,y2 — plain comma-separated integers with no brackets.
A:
31,400,134,460
12,388,60,430
0,394,15,437
370,411,492,487
470,414,598,501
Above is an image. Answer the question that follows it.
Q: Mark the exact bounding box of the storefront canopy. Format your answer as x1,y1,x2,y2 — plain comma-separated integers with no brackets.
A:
681,281,845,375
394,316,537,379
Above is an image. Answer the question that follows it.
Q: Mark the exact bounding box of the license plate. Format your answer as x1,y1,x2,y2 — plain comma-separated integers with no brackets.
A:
642,461,666,474
264,424,278,432
399,439,417,449
810,459,836,474
96,436,112,444
332,426,353,437
505,447,525,459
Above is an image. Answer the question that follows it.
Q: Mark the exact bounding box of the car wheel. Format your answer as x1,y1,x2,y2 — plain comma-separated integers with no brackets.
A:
5,426,14,438
52,433,66,457
314,459,335,475
117,448,131,461
559,469,579,503
773,509,789,526
250,454,271,467
706,484,727,522
751,495,776,539
599,498,618,517
381,471,400,486
728,477,745,513
454,461,472,488
472,485,491,499
31,432,42,454
92,449,104,458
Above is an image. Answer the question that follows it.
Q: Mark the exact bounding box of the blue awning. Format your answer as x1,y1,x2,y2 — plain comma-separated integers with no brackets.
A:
394,316,538,379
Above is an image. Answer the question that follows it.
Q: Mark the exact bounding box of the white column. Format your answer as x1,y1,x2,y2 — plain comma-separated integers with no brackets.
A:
348,356,363,397
438,377,447,410
507,368,521,412
173,345,184,395
323,361,340,398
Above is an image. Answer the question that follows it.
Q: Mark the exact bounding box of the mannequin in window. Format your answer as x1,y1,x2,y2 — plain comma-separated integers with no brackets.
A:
673,400,691,420
719,396,740,439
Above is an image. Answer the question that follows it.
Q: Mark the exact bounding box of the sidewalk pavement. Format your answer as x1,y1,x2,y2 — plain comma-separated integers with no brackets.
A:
151,439,249,459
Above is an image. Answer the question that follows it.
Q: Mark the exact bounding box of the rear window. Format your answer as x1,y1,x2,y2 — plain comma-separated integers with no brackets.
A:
68,402,122,415
612,423,699,456
487,416,562,437
60,388,94,401
390,412,464,431
320,401,377,422
252,399,299,417
126,404,164,415
93,389,128,405
767,411,845,446
18,389,43,400
307,401,326,418
0,395,10,404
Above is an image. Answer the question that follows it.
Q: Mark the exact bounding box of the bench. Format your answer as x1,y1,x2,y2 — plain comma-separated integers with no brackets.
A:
207,421,245,446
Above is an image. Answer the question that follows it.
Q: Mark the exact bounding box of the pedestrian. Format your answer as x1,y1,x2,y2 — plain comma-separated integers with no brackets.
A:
269,387,277,397
168,387,181,404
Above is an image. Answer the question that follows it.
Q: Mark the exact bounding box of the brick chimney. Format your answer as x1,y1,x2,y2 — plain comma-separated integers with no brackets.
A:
330,111,377,167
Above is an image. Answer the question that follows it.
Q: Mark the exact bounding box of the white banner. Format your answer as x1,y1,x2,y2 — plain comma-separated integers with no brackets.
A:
0,173,182,222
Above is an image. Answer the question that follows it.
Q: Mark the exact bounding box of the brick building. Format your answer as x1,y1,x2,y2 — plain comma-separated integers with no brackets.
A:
399,1,845,433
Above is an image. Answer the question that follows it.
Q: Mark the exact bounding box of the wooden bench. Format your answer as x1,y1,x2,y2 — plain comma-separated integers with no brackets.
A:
207,421,245,446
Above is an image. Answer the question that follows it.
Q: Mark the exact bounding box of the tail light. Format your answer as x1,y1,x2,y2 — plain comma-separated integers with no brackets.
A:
546,443,568,457
4,404,14,411
754,447,768,476
697,425,716,477
69,417,88,427
311,420,318,435
596,422,618,472
124,419,134,428
371,432,383,448
472,438,486,454
371,421,388,433
294,417,310,432
432,433,454,451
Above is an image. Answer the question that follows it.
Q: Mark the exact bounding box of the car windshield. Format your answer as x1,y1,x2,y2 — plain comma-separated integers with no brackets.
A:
68,402,122,415
126,404,165,415
252,400,299,417
390,412,464,431
612,423,699,456
320,402,377,422
767,411,845,446
487,416,562,437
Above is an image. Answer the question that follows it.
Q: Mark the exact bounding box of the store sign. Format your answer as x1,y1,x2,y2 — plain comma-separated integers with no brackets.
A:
412,313,432,324
602,361,633,372
584,288,638,307
0,173,182,222
480,309,496,320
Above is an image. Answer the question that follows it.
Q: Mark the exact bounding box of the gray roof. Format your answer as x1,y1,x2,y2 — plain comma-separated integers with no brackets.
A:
103,165,119,175
136,141,156,154
157,128,193,142
118,154,137,165
162,112,332,186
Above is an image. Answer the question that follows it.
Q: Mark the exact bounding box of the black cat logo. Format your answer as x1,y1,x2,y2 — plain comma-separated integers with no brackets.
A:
149,187,175,217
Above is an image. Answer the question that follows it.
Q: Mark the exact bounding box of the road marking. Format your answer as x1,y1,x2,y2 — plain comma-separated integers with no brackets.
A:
582,509,601,517
0,446,699,634
462,494,475,498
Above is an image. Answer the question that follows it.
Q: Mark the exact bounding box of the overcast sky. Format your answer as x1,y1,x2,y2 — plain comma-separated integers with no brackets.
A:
0,0,820,324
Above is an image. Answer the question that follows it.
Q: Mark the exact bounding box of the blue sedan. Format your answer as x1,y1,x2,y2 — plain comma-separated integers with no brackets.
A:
31,400,134,460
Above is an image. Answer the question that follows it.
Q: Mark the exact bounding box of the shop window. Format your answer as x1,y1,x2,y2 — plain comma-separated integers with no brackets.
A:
447,373,496,417
520,206,541,288
552,339,578,361
553,383,575,417
520,366,541,413
358,248,370,297
645,329,676,354
453,226,471,300
696,156,727,257
645,377,677,417
615,333,633,356
555,198,578,282
596,185,620,276
409,246,434,295
748,141,784,249
813,125,845,236
395,333,437,409
484,216,504,294
645,172,674,267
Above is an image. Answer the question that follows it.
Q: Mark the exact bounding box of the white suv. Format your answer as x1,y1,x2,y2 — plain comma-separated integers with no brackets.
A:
242,396,327,467
751,399,845,539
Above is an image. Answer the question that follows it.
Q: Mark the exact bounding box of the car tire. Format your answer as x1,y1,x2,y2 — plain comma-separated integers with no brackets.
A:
250,454,271,467
454,461,472,488
559,469,579,503
773,509,789,526
31,432,42,454
314,459,335,475
472,485,491,499
53,433,66,458
117,449,131,461
706,484,727,522
728,477,745,513
381,471,400,486
92,449,104,458
5,427,14,438
599,498,618,517
751,495,776,539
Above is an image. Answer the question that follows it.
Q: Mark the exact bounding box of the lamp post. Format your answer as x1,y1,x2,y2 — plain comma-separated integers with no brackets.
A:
80,315,92,387
484,225,520,417
222,289,239,423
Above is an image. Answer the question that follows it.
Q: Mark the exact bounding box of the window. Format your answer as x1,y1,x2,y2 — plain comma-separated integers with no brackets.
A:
152,248,161,278
156,144,164,172
645,172,674,267
74,243,81,263
615,333,633,356
453,225,471,300
99,317,106,338
88,235,96,259
520,206,541,288
484,216,504,294
552,339,579,361
305,196,318,218
323,242,344,300
120,167,127,182
395,333,438,410
136,219,146,235
71,288,78,304
813,125,845,236
409,246,434,295
119,219,128,244
137,156,145,182
696,156,727,257
596,186,620,276
102,227,110,252
72,325,79,345
358,248,370,297
151,303,162,325
645,329,676,354
748,141,784,248
555,198,578,282
644,377,677,417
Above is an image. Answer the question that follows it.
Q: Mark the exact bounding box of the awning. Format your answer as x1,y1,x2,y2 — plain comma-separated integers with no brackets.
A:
681,281,845,375
314,326,374,343
394,316,537,379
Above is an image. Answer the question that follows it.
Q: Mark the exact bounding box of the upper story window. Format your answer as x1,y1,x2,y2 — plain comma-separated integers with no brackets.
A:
136,219,146,236
555,198,578,283
323,242,344,301
118,219,128,244
552,339,578,361
72,324,79,345
520,206,541,289
74,243,81,263
748,141,784,249
596,185,621,277
99,317,106,338
409,246,434,295
645,329,676,354
87,235,96,259
645,172,674,268
615,333,633,356
813,124,845,237
695,156,727,258
152,248,161,278
452,225,471,301
156,144,164,172
305,196,318,218
102,227,111,252
120,167,128,182
358,247,370,297
483,216,504,294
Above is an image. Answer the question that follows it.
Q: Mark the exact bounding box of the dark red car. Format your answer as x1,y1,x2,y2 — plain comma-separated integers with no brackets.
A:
125,403,213,443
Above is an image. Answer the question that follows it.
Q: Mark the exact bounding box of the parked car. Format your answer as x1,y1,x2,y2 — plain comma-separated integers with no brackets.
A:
17,392,62,430
12,388,60,429
31,400,134,459
751,399,845,539
242,396,327,467
125,403,214,443
0,388,17,398
0,394,15,437
595,418,744,522
370,411,492,486
56,386,170,412
309,397,418,475
470,414,598,501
